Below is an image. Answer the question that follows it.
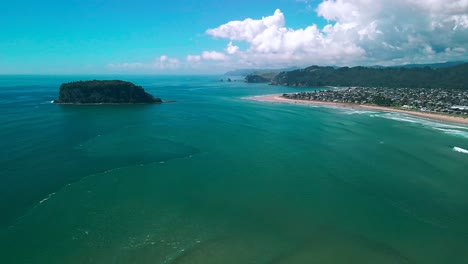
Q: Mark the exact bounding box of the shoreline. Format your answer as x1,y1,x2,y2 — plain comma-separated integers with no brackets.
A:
247,94,468,125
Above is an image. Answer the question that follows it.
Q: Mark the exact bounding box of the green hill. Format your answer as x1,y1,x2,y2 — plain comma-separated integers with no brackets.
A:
244,72,279,83
271,63,468,89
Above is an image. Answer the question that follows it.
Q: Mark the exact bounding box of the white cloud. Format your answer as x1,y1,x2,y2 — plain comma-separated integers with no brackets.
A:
203,1,468,68
186,55,202,63
296,0,313,10
159,55,168,62
157,55,179,69
225,41,239,55
108,55,180,71
108,1,468,73
207,9,286,42
186,51,229,63
201,51,228,61
206,8,365,66
107,62,145,70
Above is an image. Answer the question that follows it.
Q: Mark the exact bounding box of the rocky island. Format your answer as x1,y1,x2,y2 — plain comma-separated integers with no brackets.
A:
53,80,162,104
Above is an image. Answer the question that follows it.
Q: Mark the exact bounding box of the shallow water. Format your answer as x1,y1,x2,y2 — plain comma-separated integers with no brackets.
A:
1,75,468,263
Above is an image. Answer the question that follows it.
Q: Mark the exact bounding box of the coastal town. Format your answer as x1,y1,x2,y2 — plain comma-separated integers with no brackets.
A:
282,87,468,116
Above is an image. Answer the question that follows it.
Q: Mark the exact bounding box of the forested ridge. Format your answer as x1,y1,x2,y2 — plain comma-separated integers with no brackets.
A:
271,63,468,89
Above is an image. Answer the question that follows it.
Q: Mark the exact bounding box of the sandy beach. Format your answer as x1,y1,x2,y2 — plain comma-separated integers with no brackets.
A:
247,94,468,125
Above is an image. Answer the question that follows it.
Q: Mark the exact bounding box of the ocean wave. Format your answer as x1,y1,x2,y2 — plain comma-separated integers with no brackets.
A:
341,110,379,115
376,113,468,139
378,113,468,129
39,192,56,204
453,147,468,154
434,129,468,139
378,114,421,124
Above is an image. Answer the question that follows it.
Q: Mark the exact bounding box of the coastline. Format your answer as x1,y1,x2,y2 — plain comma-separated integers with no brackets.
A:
247,94,468,125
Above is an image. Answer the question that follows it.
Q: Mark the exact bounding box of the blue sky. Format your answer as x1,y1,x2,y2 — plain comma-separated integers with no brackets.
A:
1,0,467,74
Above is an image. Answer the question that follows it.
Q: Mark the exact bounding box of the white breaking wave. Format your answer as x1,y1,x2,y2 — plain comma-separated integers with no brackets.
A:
39,192,56,204
378,114,421,124
342,110,378,115
434,128,468,139
453,147,468,154
376,113,468,139
378,113,468,129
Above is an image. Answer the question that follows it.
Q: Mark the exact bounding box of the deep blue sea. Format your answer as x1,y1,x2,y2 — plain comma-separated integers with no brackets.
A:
1,75,468,263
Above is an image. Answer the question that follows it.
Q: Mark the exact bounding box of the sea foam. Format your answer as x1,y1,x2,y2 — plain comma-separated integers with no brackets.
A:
39,192,56,204
434,128,468,139
376,113,468,139
453,147,468,154
341,109,378,115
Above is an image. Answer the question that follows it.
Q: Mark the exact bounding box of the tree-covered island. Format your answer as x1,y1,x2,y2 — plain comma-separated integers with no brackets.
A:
54,80,162,104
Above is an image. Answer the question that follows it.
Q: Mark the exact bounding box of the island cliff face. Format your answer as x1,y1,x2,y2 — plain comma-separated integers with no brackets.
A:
54,80,162,104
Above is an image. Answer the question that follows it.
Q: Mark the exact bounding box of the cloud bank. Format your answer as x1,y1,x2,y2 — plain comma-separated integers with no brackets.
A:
108,55,180,71
110,0,468,72
202,0,468,68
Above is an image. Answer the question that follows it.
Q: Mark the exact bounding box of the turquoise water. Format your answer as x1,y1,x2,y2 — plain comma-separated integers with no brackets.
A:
1,75,468,263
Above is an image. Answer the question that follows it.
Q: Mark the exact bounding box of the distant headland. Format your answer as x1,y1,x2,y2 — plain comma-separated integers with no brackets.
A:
243,62,468,89
53,80,162,104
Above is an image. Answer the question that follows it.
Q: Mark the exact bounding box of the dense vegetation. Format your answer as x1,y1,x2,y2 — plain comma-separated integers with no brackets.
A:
272,63,468,89
244,72,278,83
55,80,162,104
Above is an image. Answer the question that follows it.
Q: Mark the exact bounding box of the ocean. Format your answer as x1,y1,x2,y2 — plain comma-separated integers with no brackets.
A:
0,75,467,263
